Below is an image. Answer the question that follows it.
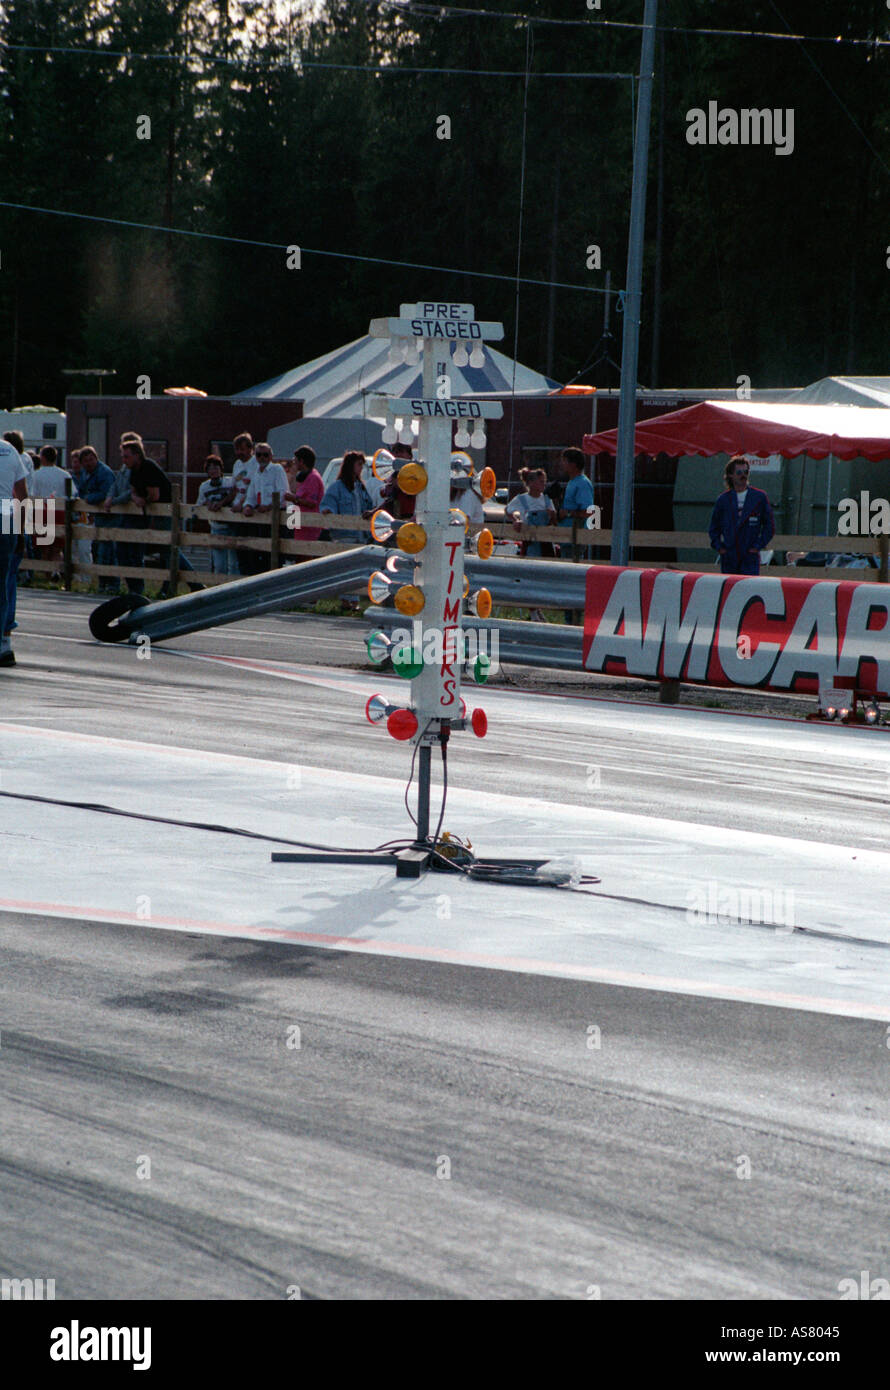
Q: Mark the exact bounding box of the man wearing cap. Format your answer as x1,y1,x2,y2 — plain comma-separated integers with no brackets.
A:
708,456,775,575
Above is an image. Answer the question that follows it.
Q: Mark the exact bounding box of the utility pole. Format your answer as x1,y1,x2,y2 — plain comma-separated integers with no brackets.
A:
610,0,658,567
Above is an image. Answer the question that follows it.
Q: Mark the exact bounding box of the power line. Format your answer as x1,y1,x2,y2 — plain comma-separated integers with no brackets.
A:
767,0,890,183
0,199,618,297
0,41,632,79
377,1,890,48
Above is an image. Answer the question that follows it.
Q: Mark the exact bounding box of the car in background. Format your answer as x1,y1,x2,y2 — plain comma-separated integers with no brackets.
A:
787,550,879,570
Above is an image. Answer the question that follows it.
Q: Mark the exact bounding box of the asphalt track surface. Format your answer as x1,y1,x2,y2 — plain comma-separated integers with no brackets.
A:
2,590,889,1300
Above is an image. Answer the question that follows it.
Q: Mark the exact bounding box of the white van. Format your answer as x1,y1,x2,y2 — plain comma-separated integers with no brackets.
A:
0,406,66,460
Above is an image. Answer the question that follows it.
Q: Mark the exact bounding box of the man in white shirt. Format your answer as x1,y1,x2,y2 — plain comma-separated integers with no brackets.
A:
242,444,289,574
28,446,72,499
27,446,70,572
229,430,262,575
242,444,289,514
229,431,257,513
0,437,28,666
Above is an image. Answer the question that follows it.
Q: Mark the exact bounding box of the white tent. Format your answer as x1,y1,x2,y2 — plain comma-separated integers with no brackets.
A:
239,334,559,418
783,376,890,407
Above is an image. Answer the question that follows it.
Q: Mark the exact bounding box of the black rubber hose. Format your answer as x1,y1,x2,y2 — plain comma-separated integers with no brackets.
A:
88,592,151,643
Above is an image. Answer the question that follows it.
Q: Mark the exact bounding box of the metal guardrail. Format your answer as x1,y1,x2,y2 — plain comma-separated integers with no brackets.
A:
89,544,589,655
89,547,384,644
363,607,583,670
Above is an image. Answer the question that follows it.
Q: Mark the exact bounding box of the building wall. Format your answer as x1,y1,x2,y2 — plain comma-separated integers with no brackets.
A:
65,397,303,500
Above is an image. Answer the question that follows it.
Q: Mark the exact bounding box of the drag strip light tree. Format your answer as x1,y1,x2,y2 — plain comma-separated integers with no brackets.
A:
366,303,503,861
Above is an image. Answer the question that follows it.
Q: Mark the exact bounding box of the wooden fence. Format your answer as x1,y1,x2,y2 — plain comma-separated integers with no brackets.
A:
17,484,890,596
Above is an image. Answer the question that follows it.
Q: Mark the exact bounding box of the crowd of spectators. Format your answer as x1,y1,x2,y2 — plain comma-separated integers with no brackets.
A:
4,429,599,624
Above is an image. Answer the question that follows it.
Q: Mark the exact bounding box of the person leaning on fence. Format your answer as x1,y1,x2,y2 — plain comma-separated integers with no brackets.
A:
285,445,325,548
557,447,595,559
506,468,556,557
0,437,28,667
321,451,373,544
77,446,117,590
28,447,71,574
229,432,261,574
119,438,199,597
196,454,238,577
99,444,135,594
242,444,289,569
708,455,775,576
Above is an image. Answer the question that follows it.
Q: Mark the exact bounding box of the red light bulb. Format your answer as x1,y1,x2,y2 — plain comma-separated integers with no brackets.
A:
387,708,419,741
471,708,488,738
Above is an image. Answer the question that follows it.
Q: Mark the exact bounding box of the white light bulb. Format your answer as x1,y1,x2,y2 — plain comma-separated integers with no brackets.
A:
454,426,471,449
382,424,398,445
410,419,420,437
452,345,469,368
398,426,414,445
470,427,486,449
469,345,485,368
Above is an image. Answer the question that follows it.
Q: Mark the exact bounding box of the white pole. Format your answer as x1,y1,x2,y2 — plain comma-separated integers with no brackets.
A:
825,451,833,537
611,0,658,566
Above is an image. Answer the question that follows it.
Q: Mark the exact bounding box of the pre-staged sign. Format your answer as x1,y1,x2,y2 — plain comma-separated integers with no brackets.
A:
582,568,890,695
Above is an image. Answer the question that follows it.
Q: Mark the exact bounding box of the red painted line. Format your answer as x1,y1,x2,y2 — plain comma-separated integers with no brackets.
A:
1,894,887,1021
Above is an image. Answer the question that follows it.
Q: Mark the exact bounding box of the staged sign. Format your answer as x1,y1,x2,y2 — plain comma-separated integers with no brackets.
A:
582,568,890,695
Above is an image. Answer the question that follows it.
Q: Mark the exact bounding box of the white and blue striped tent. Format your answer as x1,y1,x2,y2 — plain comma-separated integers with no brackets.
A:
239,334,559,417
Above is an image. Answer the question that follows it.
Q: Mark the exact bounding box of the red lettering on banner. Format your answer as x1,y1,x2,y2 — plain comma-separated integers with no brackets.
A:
581,566,890,695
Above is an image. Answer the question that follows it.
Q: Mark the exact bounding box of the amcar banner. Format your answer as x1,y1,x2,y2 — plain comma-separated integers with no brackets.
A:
582,568,890,695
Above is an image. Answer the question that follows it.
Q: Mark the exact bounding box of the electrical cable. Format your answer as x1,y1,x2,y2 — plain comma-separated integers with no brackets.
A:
0,201,616,297
429,733,449,852
0,40,634,79
404,718,434,827
376,2,890,47
766,0,890,183
420,735,601,888
0,720,599,891
0,788,406,857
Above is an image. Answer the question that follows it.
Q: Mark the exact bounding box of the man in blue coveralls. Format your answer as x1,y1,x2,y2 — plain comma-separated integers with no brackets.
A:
708,455,775,575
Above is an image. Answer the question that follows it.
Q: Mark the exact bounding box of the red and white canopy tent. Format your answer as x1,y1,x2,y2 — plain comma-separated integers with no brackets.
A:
583,400,890,461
